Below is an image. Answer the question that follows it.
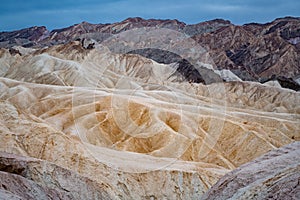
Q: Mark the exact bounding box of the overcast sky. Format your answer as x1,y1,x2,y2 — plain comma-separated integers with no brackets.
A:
1,0,300,31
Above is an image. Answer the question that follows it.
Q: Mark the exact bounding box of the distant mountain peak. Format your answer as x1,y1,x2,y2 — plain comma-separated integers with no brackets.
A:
0,17,299,90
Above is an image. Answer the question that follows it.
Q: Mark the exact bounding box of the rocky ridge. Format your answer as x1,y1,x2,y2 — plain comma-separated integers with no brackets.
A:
1,17,300,90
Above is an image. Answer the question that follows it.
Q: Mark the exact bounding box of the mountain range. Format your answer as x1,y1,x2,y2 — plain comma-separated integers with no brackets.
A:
0,17,299,199
1,16,300,90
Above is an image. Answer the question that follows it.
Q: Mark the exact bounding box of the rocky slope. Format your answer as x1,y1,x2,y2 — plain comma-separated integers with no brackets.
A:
0,152,110,199
0,26,48,48
202,141,300,200
0,17,299,199
193,17,300,85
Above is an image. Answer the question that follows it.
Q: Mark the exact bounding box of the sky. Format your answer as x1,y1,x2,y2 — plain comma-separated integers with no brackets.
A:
1,0,300,31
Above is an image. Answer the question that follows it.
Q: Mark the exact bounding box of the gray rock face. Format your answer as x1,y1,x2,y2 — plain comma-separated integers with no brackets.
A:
202,142,300,200
128,48,222,84
0,152,111,200
0,171,71,200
